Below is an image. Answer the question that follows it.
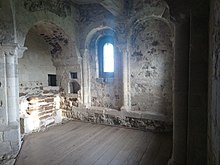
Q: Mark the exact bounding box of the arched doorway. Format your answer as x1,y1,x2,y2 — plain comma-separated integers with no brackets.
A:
18,21,81,134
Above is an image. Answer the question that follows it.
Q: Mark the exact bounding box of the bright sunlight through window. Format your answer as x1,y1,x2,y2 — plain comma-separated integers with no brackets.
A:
103,43,114,72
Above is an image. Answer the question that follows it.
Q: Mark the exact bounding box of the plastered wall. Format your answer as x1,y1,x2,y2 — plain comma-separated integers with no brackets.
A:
130,19,173,116
18,28,56,87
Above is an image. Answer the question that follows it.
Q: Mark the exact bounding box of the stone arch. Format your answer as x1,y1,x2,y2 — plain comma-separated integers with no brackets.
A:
128,16,174,45
127,16,174,119
131,0,171,22
87,27,117,79
128,0,174,43
15,5,76,48
20,20,80,83
18,20,81,134
82,26,122,109
84,26,116,50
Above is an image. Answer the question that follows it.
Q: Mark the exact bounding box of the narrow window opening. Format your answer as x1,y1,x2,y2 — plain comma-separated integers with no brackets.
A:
98,36,115,78
48,74,56,86
70,72,77,79
103,43,114,73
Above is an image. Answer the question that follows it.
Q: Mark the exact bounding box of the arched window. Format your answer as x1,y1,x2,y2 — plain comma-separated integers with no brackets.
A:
98,36,115,78
103,43,114,72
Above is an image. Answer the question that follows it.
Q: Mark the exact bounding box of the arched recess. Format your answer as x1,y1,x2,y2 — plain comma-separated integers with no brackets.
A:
18,21,81,134
128,16,174,119
83,27,123,110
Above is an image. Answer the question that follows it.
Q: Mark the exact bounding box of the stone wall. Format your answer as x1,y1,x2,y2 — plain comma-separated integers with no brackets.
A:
19,86,61,134
59,1,174,131
15,1,174,134
0,124,20,164
74,3,115,45
18,19,62,134
130,18,173,116
0,52,7,126
90,79,122,109
18,27,56,87
74,3,124,110
15,0,78,48
0,0,80,163
16,1,83,135
89,46,123,110
0,43,23,164
0,0,15,43
23,0,72,17
2,0,174,162
208,0,220,164
62,107,172,132
0,0,214,165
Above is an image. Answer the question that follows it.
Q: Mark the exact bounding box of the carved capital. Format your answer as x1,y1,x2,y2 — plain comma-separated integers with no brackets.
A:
17,46,28,58
0,43,18,57
80,48,90,59
0,43,27,58
79,48,87,57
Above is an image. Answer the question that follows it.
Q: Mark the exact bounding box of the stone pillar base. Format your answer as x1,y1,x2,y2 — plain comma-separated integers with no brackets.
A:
0,123,21,162
120,106,130,111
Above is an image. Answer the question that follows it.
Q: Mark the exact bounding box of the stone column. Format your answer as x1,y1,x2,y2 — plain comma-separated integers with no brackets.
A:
169,19,190,165
120,45,131,111
0,45,8,125
0,43,26,157
4,44,26,124
0,44,18,125
6,49,17,124
208,0,220,163
82,48,91,107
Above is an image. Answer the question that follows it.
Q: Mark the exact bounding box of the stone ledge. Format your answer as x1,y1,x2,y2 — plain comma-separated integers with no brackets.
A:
78,106,172,122
62,107,173,132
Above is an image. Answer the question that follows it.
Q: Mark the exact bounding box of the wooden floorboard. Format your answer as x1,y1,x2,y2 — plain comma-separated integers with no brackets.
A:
15,121,172,165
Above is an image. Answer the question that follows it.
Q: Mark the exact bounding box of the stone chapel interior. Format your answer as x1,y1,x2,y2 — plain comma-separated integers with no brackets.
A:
0,0,217,165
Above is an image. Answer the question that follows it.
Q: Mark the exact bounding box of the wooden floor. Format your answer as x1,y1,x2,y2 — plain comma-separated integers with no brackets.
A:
15,121,172,165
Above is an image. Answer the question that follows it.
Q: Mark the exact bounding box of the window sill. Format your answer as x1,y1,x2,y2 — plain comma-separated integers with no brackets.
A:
96,78,114,84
